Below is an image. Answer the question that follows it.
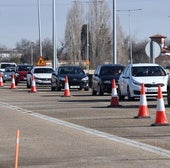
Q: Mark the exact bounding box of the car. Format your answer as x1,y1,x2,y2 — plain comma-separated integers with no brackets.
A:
118,63,168,100
27,66,54,88
0,62,17,72
3,66,16,82
15,64,33,85
91,64,125,96
51,65,89,91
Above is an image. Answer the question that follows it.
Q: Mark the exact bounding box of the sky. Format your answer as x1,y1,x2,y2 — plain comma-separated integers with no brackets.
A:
0,0,170,48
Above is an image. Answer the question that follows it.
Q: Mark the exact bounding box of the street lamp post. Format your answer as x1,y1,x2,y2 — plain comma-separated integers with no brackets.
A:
117,8,142,64
37,0,43,57
113,0,117,64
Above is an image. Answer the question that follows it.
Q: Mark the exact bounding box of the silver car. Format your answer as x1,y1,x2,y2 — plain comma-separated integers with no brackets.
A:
27,66,54,88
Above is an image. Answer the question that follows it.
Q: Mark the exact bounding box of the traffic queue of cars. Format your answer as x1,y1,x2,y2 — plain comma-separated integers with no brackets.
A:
1,62,170,105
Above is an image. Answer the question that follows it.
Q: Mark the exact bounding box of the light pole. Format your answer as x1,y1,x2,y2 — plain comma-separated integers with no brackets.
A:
113,0,116,64
117,8,142,64
52,0,57,69
37,0,43,57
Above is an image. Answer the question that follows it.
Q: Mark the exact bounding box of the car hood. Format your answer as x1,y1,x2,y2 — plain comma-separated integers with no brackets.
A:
132,76,168,84
34,73,52,78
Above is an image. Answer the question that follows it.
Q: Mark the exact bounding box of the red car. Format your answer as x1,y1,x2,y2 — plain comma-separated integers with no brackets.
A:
15,64,33,85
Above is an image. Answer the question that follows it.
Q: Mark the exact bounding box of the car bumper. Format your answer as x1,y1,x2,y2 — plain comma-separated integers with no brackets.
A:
59,81,89,89
130,85,167,97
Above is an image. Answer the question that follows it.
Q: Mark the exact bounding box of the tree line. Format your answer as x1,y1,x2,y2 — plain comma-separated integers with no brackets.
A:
0,0,156,69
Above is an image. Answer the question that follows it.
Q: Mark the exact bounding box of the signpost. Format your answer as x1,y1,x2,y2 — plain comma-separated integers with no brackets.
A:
36,56,46,66
145,41,161,63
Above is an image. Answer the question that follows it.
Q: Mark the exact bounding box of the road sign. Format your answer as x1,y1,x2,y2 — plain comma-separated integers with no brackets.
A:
145,41,161,63
36,56,46,66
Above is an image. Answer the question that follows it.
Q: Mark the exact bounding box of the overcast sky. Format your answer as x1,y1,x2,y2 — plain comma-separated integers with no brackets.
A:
0,0,170,48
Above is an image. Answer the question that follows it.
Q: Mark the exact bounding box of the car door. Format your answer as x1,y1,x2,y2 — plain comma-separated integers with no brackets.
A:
92,66,100,91
119,65,131,95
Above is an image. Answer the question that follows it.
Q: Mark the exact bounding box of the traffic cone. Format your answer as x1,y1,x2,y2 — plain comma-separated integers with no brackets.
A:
0,72,3,87
134,83,151,118
10,72,16,89
30,75,37,93
151,85,169,126
108,79,121,107
63,76,71,97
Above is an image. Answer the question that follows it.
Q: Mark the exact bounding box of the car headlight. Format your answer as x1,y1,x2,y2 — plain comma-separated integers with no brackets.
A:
81,76,89,81
103,80,111,84
133,80,141,86
59,77,65,81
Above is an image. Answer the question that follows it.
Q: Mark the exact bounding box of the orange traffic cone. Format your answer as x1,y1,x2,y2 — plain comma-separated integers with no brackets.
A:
11,72,16,89
0,72,3,87
151,85,169,126
108,79,121,107
134,83,150,118
30,75,37,93
63,76,71,97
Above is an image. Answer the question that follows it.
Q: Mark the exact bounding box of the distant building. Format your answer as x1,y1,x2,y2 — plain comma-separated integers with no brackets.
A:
149,34,170,67
149,34,170,56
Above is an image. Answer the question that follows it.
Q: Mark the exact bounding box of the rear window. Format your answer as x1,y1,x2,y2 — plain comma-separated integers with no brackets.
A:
132,66,166,77
100,66,124,76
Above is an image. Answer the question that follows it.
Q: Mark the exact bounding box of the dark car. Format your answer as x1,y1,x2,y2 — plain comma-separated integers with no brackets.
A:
91,64,125,96
51,65,89,91
15,64,33,85
167,75,170,106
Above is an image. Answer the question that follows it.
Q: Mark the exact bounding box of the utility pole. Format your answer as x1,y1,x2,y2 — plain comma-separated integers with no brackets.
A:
37,0,42,57
113,0,117,64
117,8,142,64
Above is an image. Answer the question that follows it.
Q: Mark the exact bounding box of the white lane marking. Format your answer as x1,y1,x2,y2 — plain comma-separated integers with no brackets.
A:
1,101,170,158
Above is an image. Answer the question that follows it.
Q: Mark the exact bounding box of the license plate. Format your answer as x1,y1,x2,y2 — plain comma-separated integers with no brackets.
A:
70,86,80,89
147,88,157,92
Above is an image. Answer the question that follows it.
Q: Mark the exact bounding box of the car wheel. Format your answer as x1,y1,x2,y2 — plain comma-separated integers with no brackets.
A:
84,87,89,91
117,87,125,100
98,85,104,96
127,86,134,101
167,88,170,106
92,87,97,96
51,85,56,91
57,87,61,91
27,80,31,88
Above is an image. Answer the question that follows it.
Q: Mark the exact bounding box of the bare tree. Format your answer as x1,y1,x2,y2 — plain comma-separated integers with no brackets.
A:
65,1,84,64
88,0,112,68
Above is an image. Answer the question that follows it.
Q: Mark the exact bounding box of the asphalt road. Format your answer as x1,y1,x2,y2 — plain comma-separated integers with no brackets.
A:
0,82,170,168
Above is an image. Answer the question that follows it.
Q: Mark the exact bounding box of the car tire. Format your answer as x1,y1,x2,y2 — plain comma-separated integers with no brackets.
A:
27,80,31,88
84,87,89,91
127,87,134,101
117,87,125,100
51,85,56,91
167,88,170,106
92,87,97,96
98,85,104,96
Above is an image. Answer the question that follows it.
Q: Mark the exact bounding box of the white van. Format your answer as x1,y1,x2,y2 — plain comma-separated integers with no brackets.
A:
0,62,17,72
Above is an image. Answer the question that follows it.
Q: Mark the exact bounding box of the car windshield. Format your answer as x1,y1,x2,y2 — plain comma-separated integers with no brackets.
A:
5,67,15,72
17,65,33,71
59,67,84,75
34,68,54,73
100,66,124,76
1,64,16,68
132,66,166,77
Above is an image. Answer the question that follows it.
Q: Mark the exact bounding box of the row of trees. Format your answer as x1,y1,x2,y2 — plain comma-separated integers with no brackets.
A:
0,0,154,69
